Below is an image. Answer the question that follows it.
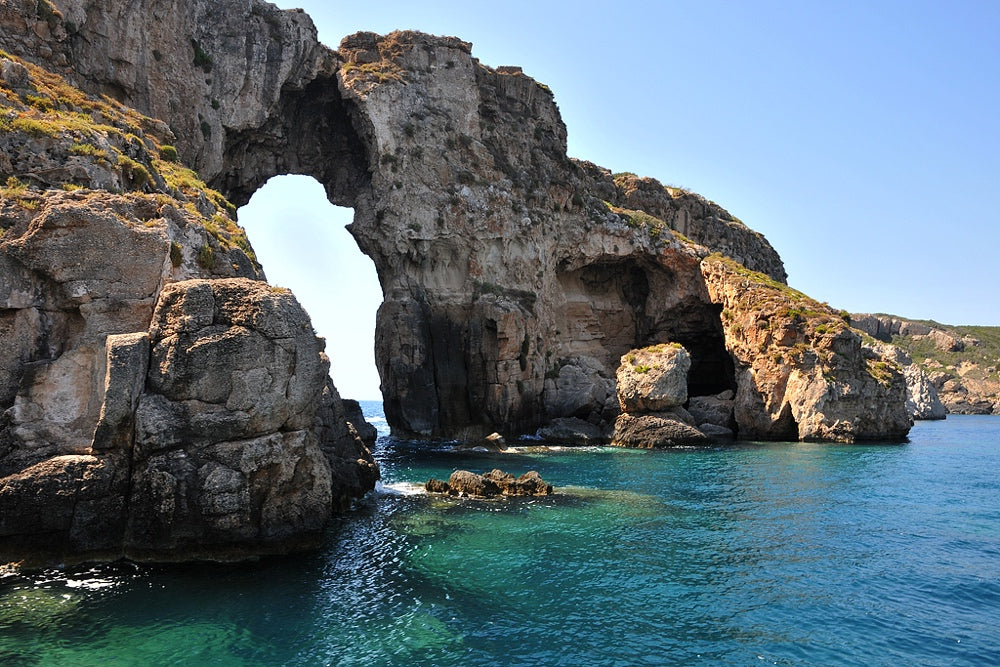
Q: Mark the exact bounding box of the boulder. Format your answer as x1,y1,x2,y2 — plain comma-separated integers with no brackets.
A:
698,423,735,439
617,344,691,413
687,391,735,430
535,417,608,445
611,412,708,448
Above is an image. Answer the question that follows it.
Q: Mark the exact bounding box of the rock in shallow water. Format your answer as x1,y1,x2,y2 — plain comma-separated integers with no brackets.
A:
425,469,553,497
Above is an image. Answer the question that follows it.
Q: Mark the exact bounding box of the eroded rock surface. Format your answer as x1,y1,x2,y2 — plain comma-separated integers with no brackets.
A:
853,313,998,416
0,277,377,567
0,0,925,566
425,469,553,497
702,256,912,442
611,344,709,447
0,53,376,567
1,6,788,441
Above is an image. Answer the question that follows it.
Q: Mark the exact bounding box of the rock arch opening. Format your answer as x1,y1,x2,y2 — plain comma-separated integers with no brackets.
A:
237,175,382,401
555,257,736,401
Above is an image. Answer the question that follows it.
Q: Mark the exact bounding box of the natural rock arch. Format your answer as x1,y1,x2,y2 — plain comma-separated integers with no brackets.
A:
0,0,911,446
0,0,918,568
236,175,381,401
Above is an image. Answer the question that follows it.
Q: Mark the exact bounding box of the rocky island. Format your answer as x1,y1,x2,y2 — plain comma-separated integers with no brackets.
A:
0,0,973,567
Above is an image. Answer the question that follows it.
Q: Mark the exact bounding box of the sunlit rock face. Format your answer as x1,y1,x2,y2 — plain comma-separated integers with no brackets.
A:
1,0,910,463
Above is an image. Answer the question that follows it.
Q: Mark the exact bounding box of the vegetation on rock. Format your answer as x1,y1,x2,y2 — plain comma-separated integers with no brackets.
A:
0,52,257,268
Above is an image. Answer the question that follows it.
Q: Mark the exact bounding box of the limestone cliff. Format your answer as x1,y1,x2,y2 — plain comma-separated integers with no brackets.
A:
0,0,931,564
853,314,1000,416
701,256,911,442
0,50,375,567
1,2,795,440
0,0,925,568
1,0,916,444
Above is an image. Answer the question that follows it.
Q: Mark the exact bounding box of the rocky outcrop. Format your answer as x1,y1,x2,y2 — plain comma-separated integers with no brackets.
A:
702,256,912,442
605,172,785,282
2,5,788,441
425,469,553,497
611,344,709,447
0,0,921,531
852,314,999,416
0,53,376,567
0,278,377,567
126,278,376,560
903,365,948,420
864,340,946,420
852,314,972,353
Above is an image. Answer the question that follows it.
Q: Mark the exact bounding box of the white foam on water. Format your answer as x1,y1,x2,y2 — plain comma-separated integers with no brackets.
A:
375,481,425,496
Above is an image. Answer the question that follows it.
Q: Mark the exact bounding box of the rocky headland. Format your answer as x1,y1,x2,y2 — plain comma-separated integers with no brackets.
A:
852,314,999,416
0,0,940,566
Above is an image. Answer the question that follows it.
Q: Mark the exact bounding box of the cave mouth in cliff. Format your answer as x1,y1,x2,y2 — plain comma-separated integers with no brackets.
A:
236,175,383,401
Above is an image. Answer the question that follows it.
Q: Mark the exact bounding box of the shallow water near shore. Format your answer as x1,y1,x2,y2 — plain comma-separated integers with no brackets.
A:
2,407,999,666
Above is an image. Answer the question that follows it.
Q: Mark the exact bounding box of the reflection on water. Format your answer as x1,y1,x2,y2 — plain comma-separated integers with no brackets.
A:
1,411,999,666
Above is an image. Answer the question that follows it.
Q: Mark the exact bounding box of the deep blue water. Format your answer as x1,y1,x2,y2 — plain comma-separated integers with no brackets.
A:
1,406,998,666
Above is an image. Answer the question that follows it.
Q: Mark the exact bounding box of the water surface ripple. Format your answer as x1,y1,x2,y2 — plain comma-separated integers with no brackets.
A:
1,411,998,665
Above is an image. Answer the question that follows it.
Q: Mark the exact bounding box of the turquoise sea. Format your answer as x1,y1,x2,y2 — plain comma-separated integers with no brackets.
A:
1,404,999,666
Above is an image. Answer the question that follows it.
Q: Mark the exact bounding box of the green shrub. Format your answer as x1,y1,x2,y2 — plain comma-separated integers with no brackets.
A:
159,145,179,162
169,242,183,267
191,39,213,73
196,244,214,269
117,154,150,186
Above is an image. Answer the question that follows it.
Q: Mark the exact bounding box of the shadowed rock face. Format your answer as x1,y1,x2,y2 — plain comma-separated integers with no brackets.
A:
1,1,910,455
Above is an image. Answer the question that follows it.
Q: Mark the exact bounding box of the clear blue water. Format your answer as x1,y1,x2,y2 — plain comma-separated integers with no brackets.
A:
2,405,999,666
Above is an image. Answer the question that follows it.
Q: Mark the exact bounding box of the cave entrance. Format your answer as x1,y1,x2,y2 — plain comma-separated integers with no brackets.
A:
237,175,383,402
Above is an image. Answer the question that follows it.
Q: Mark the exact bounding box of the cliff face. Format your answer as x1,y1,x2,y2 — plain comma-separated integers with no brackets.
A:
0,48,375,566
1,0,910,442
1,0,919,565
853,314,1000,416
701,257,911,441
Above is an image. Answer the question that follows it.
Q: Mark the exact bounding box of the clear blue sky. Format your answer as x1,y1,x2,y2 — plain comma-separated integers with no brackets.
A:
239,0,1000,400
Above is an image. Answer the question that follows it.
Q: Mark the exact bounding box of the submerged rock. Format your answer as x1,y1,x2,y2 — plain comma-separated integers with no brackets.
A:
425,469,553,497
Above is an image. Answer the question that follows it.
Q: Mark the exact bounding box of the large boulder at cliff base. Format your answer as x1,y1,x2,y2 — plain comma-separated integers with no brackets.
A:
617,344,691,413
612,411,709,448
